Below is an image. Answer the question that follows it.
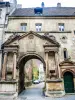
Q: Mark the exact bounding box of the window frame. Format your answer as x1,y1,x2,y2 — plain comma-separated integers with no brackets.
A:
20,23,27,31
35,23,42,32
63,48,68,60
58,23,64,32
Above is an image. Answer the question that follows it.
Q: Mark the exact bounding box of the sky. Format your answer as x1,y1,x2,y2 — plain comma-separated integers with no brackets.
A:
4,0,75,8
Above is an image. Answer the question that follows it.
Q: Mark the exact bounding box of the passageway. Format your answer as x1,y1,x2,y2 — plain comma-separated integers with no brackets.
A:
18,53,46,93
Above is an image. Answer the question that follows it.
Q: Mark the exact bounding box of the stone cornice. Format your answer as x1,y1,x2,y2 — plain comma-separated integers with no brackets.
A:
5,31,71,33
0,80,17,84
59,59,75,66
8,16,75,19
46,79,62,83
4,45,19,47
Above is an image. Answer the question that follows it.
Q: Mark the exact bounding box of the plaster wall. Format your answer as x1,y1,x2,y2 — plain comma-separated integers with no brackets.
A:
7,18,75,32
19,35,45,57
5,17,75,63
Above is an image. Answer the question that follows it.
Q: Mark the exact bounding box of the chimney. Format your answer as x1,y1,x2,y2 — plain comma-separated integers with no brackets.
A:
57,3,61,7
41,2,44,8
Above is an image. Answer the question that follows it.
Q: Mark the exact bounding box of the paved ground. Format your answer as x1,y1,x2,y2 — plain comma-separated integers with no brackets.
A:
17,82,75,100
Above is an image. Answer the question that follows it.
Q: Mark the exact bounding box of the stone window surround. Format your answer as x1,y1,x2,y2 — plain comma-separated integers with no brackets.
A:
35,23,42,32
63,48,68,60
58,23,65,32
20,23,27,31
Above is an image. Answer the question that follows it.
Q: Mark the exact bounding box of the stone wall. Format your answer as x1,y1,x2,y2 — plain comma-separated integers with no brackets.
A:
5,17,75,63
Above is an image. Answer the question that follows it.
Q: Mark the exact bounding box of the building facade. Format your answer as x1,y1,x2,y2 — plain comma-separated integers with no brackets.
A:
0,0,10,77
0,2,75,97
0,0,22,78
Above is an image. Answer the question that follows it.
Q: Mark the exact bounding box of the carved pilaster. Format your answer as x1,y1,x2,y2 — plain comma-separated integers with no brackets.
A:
55,52,61,78
13,52,17,80
45,52,49,78
2,52,7,80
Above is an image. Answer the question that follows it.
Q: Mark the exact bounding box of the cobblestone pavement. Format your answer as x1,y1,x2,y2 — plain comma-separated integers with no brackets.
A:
17,82,75,100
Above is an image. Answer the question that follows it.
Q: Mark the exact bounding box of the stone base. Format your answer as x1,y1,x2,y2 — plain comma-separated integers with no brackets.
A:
0,92,18,100
45,90,65,97
45,79,65,97
0,80,18,99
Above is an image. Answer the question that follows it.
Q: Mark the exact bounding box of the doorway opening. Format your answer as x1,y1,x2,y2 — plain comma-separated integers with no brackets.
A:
18,53,46,93
63,71,74,93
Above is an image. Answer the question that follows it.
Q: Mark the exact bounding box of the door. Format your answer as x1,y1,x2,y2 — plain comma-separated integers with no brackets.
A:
64,72,74,93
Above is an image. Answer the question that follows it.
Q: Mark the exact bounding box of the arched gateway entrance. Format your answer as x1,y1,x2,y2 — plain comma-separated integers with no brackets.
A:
18,53,46,93
0,31,62,97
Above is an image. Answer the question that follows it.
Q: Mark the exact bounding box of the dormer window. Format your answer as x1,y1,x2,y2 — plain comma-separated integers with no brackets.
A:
35,23,42,32
34,7,43,15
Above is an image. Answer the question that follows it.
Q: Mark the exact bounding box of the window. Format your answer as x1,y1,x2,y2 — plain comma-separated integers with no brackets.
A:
35,23,42,32
20,23,27,31
58,23,64,31
63,48,68,60
34,8,43,15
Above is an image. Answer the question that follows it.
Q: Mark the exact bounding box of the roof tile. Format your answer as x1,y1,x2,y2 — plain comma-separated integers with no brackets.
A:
10,7,75,17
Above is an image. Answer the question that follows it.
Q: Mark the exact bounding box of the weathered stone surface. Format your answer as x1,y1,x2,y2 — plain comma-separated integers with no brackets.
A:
0,81,17,92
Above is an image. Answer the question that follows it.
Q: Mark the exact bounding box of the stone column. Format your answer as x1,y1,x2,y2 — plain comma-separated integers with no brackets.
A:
2,52,7,80
13,52,17,80
55,52,61,78
45,52,49,78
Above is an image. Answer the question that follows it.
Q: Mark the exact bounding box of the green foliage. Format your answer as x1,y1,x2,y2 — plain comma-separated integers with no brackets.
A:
32,66,39,80
25,81,32,87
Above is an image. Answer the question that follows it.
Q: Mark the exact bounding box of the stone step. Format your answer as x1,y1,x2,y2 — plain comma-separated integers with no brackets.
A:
48,91,62,94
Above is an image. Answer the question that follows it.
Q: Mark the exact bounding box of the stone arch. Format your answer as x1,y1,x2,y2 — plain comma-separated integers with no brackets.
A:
17,53,46,69
62,69,75,78
17,53,46,93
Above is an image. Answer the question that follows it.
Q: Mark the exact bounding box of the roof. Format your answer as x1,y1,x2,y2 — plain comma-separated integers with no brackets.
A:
0,2,10,7
10,7,75,17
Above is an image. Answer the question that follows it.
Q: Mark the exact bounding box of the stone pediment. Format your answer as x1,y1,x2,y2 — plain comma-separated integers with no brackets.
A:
43,41,59,47
2,31,60,48
59,59,75,66
2,34,20,48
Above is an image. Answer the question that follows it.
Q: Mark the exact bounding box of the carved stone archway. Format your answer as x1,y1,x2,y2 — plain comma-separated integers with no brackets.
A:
59,59,75,78
0,31,63,97
62,69,75,78
17,53,46,93
17,53,46,69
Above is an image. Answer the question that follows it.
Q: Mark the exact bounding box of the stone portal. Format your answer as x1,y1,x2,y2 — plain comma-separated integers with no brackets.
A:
0,31,64,97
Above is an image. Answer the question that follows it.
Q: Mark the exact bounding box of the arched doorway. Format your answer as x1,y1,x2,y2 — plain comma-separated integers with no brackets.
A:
17,53,46,93
63,71,74,93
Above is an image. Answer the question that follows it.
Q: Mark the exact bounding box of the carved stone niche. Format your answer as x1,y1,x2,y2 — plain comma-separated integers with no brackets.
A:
49,70,57,79
60,36,67,43
6,67,13,80
49,35,56,40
